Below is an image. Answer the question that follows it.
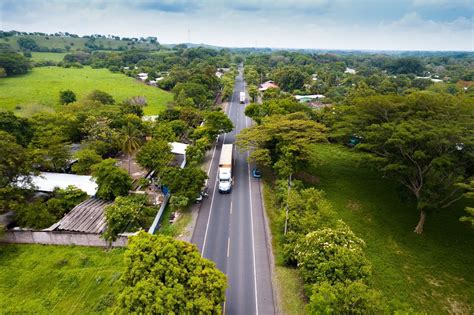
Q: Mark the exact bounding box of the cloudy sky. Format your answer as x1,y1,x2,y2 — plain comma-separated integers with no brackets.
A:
1,0,473,51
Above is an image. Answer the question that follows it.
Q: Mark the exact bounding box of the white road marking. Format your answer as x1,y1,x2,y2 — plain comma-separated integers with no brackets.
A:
227,237,231,258
201,91,234,256
230,200,233,214
243,79,259,315
248,159,259,315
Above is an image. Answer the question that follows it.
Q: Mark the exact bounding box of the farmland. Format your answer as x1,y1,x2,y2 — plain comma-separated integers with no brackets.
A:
0,66,173,115
0,244,125,314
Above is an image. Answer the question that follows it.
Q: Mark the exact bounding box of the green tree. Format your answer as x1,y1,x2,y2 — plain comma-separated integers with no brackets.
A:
459,180,474,227
102,195,153,242
334,93,474,233
0,49,30,76
161,166,207,202
15,186,87,229
273,66,308,92
59,90,76,105
17,38,40,51
121,123,143,174
136,139,173,175
72,149,102,175
30,129,71,172
0,111,33,146
169,195,189,212
172,82,211,109
114,232,226,314
307,280,387,314
87,90,115,105
0,131,33,211
237,112,326,178
200,110,233,140
91,159,132,200
82,116,121,157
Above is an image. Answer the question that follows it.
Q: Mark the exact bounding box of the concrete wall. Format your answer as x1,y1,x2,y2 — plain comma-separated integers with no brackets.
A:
1,230,128,247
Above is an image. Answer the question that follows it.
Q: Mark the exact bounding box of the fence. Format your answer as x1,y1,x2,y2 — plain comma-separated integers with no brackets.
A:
1,230,129,247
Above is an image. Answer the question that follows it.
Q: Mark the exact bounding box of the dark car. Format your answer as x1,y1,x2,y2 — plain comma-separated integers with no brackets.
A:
252,168,262,178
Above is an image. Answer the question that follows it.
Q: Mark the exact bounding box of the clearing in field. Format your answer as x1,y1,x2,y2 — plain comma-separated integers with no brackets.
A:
0,244,125,314
0,66,173,115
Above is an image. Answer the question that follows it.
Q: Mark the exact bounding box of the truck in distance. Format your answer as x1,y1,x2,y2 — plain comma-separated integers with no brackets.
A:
218,144,233,193
239,91,245,104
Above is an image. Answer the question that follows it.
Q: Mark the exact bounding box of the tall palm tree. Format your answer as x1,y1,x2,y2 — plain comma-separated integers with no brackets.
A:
121,123,142,175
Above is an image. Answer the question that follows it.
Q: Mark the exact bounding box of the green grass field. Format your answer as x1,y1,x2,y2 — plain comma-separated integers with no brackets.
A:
264,143,473,314
307,144,474,313
31,52,67,62
0,66,173,115
0,244,125,314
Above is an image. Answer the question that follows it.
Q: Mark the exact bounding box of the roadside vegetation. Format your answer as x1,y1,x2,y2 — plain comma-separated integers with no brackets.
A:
239,61,473,313
0,244,125,314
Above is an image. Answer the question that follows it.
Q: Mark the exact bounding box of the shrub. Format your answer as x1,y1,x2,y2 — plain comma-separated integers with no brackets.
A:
59,90,77,105
307,280,387,314
87,90,115,105
294,222,372,286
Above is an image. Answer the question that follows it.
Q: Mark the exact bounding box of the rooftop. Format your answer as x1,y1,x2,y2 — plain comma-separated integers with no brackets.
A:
30,172,98,196
49,198,112,234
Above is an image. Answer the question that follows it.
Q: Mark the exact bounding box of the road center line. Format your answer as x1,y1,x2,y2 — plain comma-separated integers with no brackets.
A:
227,237,231,258
201,91,234,256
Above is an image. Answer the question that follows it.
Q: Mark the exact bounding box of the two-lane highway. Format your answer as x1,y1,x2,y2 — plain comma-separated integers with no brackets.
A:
192,68,275,314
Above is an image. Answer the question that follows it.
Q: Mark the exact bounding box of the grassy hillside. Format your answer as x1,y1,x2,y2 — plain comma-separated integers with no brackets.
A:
306,144,473,313
31,52,67,62
0,244,124,314
0,34,160,51
0,66,173,115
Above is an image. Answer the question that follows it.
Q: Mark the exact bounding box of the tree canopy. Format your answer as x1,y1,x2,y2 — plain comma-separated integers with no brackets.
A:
91,158,132,200
333,92,474,233
114,232,227,314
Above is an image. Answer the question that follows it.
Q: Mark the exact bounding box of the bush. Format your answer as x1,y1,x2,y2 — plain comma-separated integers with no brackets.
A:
294,222,372,286
87,90,115,105
59,90,77,105
307,280,387,314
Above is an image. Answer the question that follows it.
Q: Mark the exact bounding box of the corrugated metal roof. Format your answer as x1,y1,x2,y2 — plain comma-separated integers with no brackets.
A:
53,198,112,234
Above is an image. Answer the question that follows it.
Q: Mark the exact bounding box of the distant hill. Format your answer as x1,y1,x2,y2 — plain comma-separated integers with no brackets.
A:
0,31,161,53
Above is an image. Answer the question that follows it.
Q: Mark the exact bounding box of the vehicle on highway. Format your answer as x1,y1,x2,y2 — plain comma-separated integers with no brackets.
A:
218,144,233,193
252,168,262,178
239,91,245,104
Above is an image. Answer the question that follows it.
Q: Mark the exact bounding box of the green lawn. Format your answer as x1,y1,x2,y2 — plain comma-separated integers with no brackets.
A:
306,143,474,313
31,52,67,62
0,66,173,115
0,244,125,314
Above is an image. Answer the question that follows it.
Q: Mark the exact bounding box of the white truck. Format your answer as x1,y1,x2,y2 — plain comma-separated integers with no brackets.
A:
239,91,245,104
218,144,233,193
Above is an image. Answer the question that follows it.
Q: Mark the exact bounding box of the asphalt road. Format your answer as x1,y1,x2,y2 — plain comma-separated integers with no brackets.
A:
192,68,275,315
